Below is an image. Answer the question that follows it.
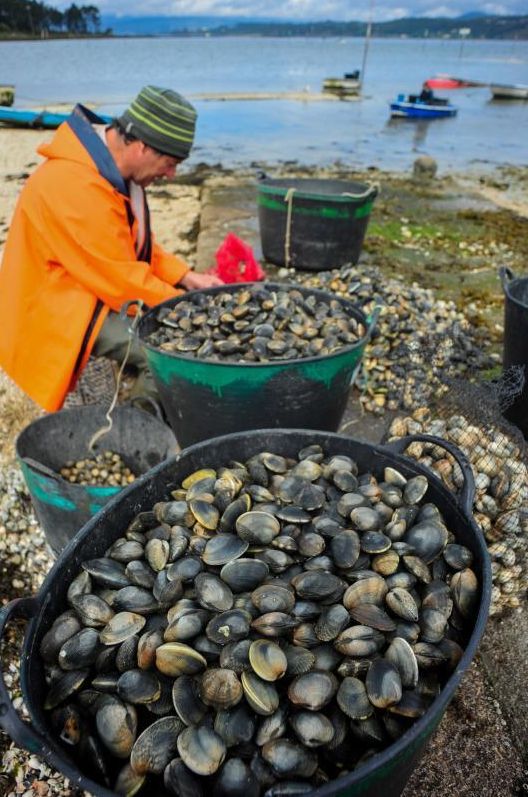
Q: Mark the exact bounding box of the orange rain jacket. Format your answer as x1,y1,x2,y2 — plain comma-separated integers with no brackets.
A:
0,105,189,411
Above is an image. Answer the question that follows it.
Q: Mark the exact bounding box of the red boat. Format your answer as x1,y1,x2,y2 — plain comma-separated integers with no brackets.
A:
423,75,485,89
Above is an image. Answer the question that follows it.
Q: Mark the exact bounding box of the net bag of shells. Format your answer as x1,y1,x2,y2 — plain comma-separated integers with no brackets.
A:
0,429,490,797
386,370,527,616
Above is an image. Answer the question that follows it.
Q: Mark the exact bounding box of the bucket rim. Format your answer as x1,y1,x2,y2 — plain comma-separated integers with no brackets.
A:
13,427,491,797
137,281,377,369
257,176,378,203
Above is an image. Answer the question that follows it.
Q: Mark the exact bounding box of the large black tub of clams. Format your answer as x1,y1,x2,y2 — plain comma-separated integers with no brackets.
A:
0,429,490,797
135,282,378,447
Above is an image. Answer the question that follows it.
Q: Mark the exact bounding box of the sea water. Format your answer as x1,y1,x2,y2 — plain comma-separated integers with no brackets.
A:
2,35,527,171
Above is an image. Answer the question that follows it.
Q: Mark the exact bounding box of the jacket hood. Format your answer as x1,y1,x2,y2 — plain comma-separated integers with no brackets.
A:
38,105,128,196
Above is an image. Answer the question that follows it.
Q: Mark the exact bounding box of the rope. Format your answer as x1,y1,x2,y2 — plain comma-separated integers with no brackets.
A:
284,187,296,268
341,182,379,200
88,303,144,452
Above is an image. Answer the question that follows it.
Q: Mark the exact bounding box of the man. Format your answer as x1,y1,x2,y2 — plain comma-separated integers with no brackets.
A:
0,85,222,412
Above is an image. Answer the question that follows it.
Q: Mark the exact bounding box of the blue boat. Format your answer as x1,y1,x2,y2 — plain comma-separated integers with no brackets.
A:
0,107,113,129
390,92,457,119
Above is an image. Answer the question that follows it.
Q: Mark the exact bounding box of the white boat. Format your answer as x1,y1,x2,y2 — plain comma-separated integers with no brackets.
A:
490,83,528,100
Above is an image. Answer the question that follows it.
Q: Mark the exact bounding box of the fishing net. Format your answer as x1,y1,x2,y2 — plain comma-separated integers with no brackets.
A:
63,356,117,409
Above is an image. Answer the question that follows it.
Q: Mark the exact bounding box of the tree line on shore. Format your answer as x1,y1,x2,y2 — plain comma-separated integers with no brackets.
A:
0,0,103,36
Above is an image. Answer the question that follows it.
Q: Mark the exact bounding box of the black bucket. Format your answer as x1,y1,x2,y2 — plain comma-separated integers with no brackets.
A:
257,177,378,270
500,267,528,438
15,404,178,555
0,429,491,797
134,283,378,448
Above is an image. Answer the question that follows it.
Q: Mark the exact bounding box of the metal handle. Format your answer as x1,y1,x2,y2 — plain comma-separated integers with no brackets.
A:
119,299,147,334
383,433,476,517
499,266,514,295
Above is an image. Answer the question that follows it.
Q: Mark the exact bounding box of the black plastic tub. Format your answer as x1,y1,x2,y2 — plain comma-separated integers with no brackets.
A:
257,178,378,270
134,283,378,447
16,404,178,555
0,429,491,797
500,267,528,438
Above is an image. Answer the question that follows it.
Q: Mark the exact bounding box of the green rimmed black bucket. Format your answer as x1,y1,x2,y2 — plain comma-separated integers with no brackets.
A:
257,177,378,271
135,283,378,448
0,429,491,797
15,404,178,555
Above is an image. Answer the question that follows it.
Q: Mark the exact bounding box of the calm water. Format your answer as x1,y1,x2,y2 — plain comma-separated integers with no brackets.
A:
2,36,528,171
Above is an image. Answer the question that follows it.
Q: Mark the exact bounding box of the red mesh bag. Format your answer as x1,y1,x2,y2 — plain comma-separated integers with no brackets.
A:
211,233,265,283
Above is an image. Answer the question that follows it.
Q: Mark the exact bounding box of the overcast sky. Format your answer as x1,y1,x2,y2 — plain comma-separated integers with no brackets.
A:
48,0,527,22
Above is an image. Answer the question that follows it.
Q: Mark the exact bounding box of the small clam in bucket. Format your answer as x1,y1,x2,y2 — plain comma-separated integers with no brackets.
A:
16,404,178,555
0,429,490,797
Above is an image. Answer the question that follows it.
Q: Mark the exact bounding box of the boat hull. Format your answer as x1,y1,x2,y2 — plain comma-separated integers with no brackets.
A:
0,107,112,129
424,77,483,89
490,84,528,100
390,101,457,119
322,78,360,97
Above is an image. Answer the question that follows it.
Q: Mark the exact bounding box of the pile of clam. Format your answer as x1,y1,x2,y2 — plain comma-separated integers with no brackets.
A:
387,409,528,615
41,446,479,796
146,285,365,362
59,451,136,487
283,264,494,415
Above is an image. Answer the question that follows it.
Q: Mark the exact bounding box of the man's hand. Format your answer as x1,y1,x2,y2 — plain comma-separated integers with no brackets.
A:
179,271,224,290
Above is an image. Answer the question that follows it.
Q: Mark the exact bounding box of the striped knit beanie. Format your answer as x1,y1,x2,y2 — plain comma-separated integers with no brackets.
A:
118,85,197,159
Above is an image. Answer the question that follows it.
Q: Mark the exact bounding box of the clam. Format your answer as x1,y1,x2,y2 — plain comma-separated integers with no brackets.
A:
220,558,269,592
96,698,137,758
130,716,184,775
255,705,288,746
343,575,388,610
336,677,372,719
249,639,288,682
58,628,100,670
206,609,251,646
117,669,161,705
71,594,114,628
451,568,479,618
241,671,280,716
195,573,234,612
100,612,146,646
177,725,227,776
289,711,334,748
172,675,207,726
365,659,402,708
314,604,350,642
385,637,419,688
261,739,318,779
213,757,260,797
200,668,243,710
236,511,281,545
163,758,204,797
203,534,248,567
214,703,257,747
287,671,337,711
40,612,82,664
155,643,207,677
251,584,295,614
82,558,130,589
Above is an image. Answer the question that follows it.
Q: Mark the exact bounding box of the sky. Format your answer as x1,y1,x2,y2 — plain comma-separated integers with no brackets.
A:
47,0,527,22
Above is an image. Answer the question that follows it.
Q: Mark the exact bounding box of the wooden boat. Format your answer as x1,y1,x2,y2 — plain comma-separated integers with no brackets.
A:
0,107,112,130
0,85,15,107
424,75,484,89
322,70,360,98
390,93,457,119
490,83,528,100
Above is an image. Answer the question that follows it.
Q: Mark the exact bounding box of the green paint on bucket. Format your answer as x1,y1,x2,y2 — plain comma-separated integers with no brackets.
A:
20,463,77,512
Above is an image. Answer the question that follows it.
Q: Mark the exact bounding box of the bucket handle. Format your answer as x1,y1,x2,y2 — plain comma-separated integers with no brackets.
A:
499,266,514,295
119,299,148,334
365,305,381,341
20,456,62,482
383,433,476,517
0,597,57,754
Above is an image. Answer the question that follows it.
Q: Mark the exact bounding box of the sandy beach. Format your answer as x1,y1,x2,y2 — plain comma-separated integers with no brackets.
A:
1,122,528,796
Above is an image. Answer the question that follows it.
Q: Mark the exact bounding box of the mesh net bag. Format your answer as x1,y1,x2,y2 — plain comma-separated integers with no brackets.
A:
63,356,117,409
387,366,528,616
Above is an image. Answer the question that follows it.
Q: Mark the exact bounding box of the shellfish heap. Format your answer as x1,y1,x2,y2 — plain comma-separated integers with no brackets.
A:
41,446,479,796
387,409,528,615
283,264,495,415
146,285,365,362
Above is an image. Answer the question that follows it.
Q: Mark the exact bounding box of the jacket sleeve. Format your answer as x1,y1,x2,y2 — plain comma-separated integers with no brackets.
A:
36,162,184,311
150,237,191,286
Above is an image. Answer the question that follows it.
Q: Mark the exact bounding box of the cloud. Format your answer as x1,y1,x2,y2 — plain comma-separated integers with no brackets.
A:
48,0,527,19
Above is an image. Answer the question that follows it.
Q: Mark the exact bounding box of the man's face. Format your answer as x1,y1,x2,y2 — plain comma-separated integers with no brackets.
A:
129,142,182,186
